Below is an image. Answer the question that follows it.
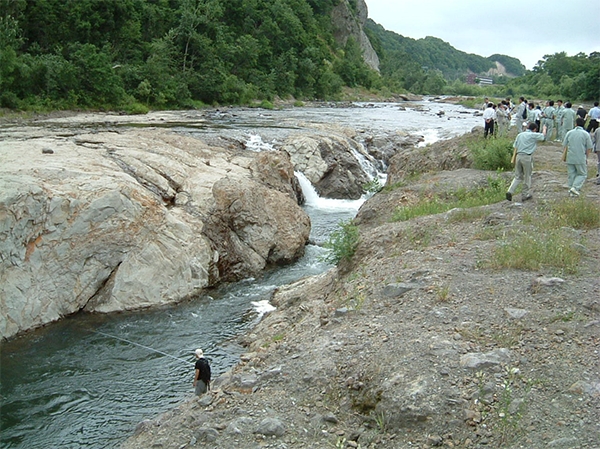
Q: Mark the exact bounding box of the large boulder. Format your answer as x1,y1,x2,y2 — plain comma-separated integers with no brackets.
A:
281,131,371,199
0,128,309,339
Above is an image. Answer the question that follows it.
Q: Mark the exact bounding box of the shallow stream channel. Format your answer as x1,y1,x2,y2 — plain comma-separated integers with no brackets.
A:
0,101,481,448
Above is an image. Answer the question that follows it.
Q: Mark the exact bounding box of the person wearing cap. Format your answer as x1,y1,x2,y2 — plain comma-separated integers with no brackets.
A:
193,349,211,395
562,117,593,196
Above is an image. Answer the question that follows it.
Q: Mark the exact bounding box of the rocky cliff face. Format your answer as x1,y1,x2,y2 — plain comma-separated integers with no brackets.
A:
0,124,311,340
331,0,380,72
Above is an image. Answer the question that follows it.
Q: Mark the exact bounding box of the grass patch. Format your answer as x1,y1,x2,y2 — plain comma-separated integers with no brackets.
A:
391,176,507,222
546,197,600,230
446,207,489,223
488,197,598,274
489,230,581,274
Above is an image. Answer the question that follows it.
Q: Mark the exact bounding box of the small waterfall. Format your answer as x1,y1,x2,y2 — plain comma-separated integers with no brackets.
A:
294,171,365,211
244,133,275,152
351,145,379,180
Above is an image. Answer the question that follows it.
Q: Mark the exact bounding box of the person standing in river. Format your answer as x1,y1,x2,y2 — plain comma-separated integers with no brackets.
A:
506,122,546,202
193,349,211,395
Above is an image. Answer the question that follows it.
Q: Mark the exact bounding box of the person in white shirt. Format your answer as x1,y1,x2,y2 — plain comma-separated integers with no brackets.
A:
483,103,496,138
586,101,600,133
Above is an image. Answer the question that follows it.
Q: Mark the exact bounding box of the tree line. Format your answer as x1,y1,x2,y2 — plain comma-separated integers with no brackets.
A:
366,20,599,101
0,0,379,111
1,0,597,112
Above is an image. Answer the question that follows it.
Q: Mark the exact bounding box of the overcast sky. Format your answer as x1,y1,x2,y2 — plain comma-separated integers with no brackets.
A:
365,0,598,70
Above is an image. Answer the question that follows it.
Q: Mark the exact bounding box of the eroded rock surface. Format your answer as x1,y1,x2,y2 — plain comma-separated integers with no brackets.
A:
0,126,311,339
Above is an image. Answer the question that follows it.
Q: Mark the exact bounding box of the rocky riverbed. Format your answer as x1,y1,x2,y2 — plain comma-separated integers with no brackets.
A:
120,133,600,449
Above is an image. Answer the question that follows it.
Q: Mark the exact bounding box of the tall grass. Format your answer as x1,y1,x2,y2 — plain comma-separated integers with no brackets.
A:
322,220,360,265
490,231,581,274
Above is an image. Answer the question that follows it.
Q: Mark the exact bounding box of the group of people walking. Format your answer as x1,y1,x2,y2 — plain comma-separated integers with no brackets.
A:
482,97,599,142
500,97,600,201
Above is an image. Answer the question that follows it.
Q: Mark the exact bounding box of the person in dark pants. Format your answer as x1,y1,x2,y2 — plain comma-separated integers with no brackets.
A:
193,349,211,395
586,101,600,133
483,102,496,138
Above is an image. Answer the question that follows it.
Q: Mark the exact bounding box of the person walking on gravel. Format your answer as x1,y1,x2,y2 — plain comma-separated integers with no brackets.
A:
562,118,593,196
506,122,546,202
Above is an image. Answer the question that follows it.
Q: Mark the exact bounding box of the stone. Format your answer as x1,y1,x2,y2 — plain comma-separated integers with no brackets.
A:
194,427,219,442
505,307,529,319
381,282,417,298
255,417,285,437
460,348,511,369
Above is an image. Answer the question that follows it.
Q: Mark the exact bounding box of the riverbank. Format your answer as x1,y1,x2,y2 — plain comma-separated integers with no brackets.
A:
120,134,600,449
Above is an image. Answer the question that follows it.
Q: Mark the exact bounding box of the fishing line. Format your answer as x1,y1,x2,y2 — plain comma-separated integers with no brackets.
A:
91,330,195,365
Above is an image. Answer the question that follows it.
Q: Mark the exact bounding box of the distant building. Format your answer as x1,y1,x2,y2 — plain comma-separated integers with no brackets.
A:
466,73,494,86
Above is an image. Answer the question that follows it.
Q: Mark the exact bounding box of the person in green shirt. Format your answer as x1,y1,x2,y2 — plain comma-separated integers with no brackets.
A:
541,100,556,141
506,122,546,202
562,117,593,196
561,102,577,140
555,100,564,141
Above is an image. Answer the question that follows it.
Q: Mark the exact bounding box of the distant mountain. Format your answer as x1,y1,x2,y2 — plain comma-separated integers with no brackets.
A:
364,19,526,79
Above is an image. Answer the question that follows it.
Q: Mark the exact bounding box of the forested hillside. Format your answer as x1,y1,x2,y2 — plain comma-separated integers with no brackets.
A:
364,19,525,82
0,0,378,110
1,0,597,111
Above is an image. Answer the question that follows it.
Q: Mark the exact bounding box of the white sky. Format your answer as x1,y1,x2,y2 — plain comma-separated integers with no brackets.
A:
365,0,598,70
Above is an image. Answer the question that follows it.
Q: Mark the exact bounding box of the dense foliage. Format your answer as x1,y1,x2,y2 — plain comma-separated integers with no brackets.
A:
1,0,597,111
0,0,379,110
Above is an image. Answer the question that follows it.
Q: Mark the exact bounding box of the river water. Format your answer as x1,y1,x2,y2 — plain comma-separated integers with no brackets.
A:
0,101,480,449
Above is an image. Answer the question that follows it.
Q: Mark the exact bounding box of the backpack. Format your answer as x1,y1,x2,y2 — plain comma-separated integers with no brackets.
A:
196,358,211,384
522,106,527,119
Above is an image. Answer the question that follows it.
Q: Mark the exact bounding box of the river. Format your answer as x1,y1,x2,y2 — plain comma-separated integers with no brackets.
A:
0,101,481,449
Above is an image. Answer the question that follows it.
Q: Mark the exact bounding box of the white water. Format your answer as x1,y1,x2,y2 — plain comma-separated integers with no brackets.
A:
295,171,366,210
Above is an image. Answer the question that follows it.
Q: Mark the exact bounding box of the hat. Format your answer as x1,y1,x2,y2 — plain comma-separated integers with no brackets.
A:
195,349,204,358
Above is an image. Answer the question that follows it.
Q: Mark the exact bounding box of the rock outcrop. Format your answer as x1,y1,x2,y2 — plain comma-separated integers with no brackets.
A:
281,129,371,199
331,0,380,72
0,127,310,339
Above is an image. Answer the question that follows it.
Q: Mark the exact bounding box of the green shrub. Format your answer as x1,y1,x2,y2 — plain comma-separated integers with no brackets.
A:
469,136,513,171
122,102,149,115
322,220,359,264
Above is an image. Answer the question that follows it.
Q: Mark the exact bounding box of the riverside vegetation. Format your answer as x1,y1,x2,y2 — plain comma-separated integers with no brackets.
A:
121,129,600,449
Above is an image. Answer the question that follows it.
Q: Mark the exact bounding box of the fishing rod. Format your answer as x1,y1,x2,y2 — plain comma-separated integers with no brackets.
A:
92,330,195,365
